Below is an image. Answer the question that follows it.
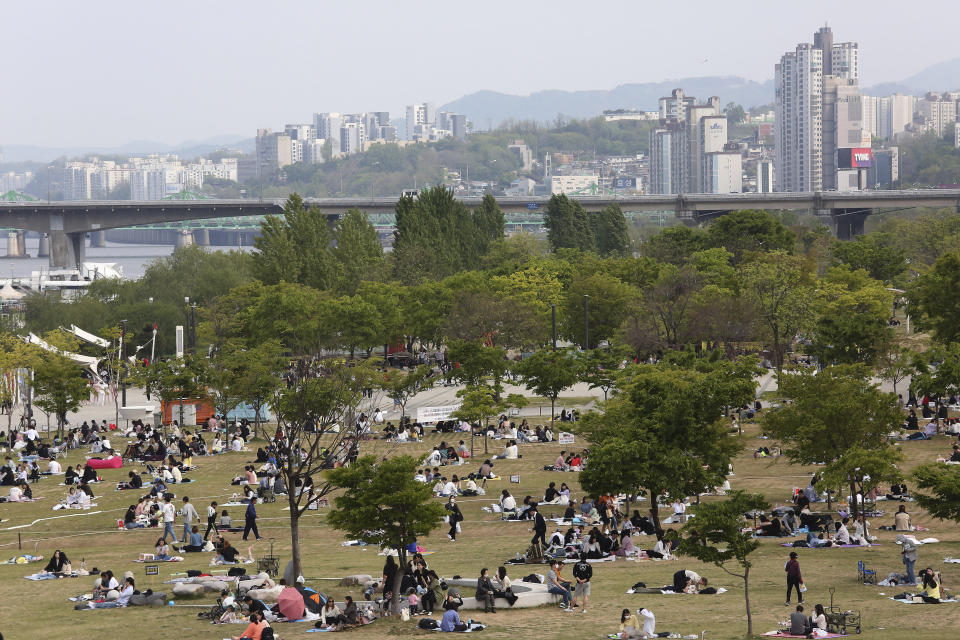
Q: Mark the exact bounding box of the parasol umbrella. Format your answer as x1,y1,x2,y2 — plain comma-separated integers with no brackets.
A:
277,587,305,620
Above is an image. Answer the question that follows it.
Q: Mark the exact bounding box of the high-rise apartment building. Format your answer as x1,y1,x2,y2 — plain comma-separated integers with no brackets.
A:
917,93,958,137
437,111,468,141
649,89,736,194
255,129,293,178
313,113,343,148
775,27,862,192
406,103,434,139
340,122,366,155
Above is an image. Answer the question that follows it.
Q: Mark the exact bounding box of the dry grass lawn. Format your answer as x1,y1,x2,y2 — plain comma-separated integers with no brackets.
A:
3,418,960,639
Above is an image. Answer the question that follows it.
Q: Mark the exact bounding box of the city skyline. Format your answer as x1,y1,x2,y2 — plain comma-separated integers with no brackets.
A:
1,0,958,148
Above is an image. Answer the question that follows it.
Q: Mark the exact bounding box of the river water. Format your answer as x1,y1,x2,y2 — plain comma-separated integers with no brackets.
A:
2,237,249,280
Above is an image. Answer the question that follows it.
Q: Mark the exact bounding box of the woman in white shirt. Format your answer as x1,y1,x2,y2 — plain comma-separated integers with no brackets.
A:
500,490,518,515
650,536,671,560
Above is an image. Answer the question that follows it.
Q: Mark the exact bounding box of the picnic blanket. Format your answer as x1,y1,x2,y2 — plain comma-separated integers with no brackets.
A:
890,596,959,604
25,571,81,580
134,557,184,563
564,556,615,564
944,557,960,564
3,554,43,564
627,587,728,594
762,632,847,638
780,542,878,548
895,537,939,545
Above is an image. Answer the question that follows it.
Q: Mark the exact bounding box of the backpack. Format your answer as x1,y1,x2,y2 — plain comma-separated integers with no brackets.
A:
418,618,439,630
261,627,275,640
522,574,541,584
227,567,247,577
631,581,647,590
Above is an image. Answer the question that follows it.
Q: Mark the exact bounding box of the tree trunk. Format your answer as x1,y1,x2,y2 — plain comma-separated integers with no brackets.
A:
772,327,783,372
178,397,184,429
392,549,407,615
848,477,860,520
744,565,752,637
550,396,556,428
289,492,302,580
650,495,663,536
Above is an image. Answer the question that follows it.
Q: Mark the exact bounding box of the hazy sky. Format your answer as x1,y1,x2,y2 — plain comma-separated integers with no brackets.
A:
1,0,955,148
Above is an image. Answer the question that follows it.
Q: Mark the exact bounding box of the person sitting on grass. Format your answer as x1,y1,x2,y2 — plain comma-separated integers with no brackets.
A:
318,599,346,629
43,549,71,574
178,525,206,552
671,569,707,593
155,538,172,560
231,611,271,640
919,568,941,603
789,604,811,636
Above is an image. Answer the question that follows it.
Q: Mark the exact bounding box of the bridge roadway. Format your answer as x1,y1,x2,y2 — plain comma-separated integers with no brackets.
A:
2,190,959,269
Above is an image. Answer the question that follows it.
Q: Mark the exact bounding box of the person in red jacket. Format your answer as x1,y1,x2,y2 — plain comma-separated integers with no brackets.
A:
785,551,803,605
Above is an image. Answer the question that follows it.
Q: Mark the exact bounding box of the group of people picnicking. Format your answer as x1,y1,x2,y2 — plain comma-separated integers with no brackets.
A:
7,382,960,640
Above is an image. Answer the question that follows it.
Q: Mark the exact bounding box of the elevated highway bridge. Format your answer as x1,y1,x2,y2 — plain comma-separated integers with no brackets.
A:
2,190,959,269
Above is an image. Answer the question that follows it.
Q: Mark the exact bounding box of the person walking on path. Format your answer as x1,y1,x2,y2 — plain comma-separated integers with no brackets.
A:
181,496,200,543
204,501,219,541
530,504,547,548
161,494,178,543
445,496,463,541
571,553,592,614
899,534,918,584
785,551,804,606
243,499,262,541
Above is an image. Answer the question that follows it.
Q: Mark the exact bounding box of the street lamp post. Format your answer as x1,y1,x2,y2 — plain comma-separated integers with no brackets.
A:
120,319,127,407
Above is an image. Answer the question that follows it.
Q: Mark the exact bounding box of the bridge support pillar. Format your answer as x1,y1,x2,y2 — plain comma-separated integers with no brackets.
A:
48,230,86,270
6,231,25,257
194,228,210,246
37,233,49,257
832,208,869,240
89,229,107,248
175,230,195,248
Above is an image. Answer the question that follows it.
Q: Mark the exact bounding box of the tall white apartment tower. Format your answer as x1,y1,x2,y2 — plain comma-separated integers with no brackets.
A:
405,103,434,140
775,27,860,192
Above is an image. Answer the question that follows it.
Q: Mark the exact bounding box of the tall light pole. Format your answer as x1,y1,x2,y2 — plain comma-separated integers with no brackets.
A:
583,295,589,350
120,319,127,407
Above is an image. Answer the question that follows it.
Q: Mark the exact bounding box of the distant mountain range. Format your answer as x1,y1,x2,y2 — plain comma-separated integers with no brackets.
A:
3,57,958,163
443,58,960,128
0,135,254,164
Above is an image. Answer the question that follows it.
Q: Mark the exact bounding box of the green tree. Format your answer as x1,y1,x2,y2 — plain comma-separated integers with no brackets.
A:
471,194,506,257
452,385,502,457
590,203,631,256
129,353,209,429
911,342,960,398
273,359,379,582
446,339,510,395
544,194,594,252
831,235,906,283
400,280,453,349
327,455,446,614
676,492,768,637
809,271,893,365
392,186,500,283
240,282,330,356
907,252,960,344
332,208,384,294
580,347,626,401
382,365,436,420
739,251,815,370
0,335,41,432
223,339,284,438
562,272,637,348
328,295,383,359
876,340,914,398
515,349,584,424
912,463,960,524
723,102,747,126
578,360,750,532
642,225,706,266
705,210,795,263
763,365,903,519
253,193,336,290
32,352,89,437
